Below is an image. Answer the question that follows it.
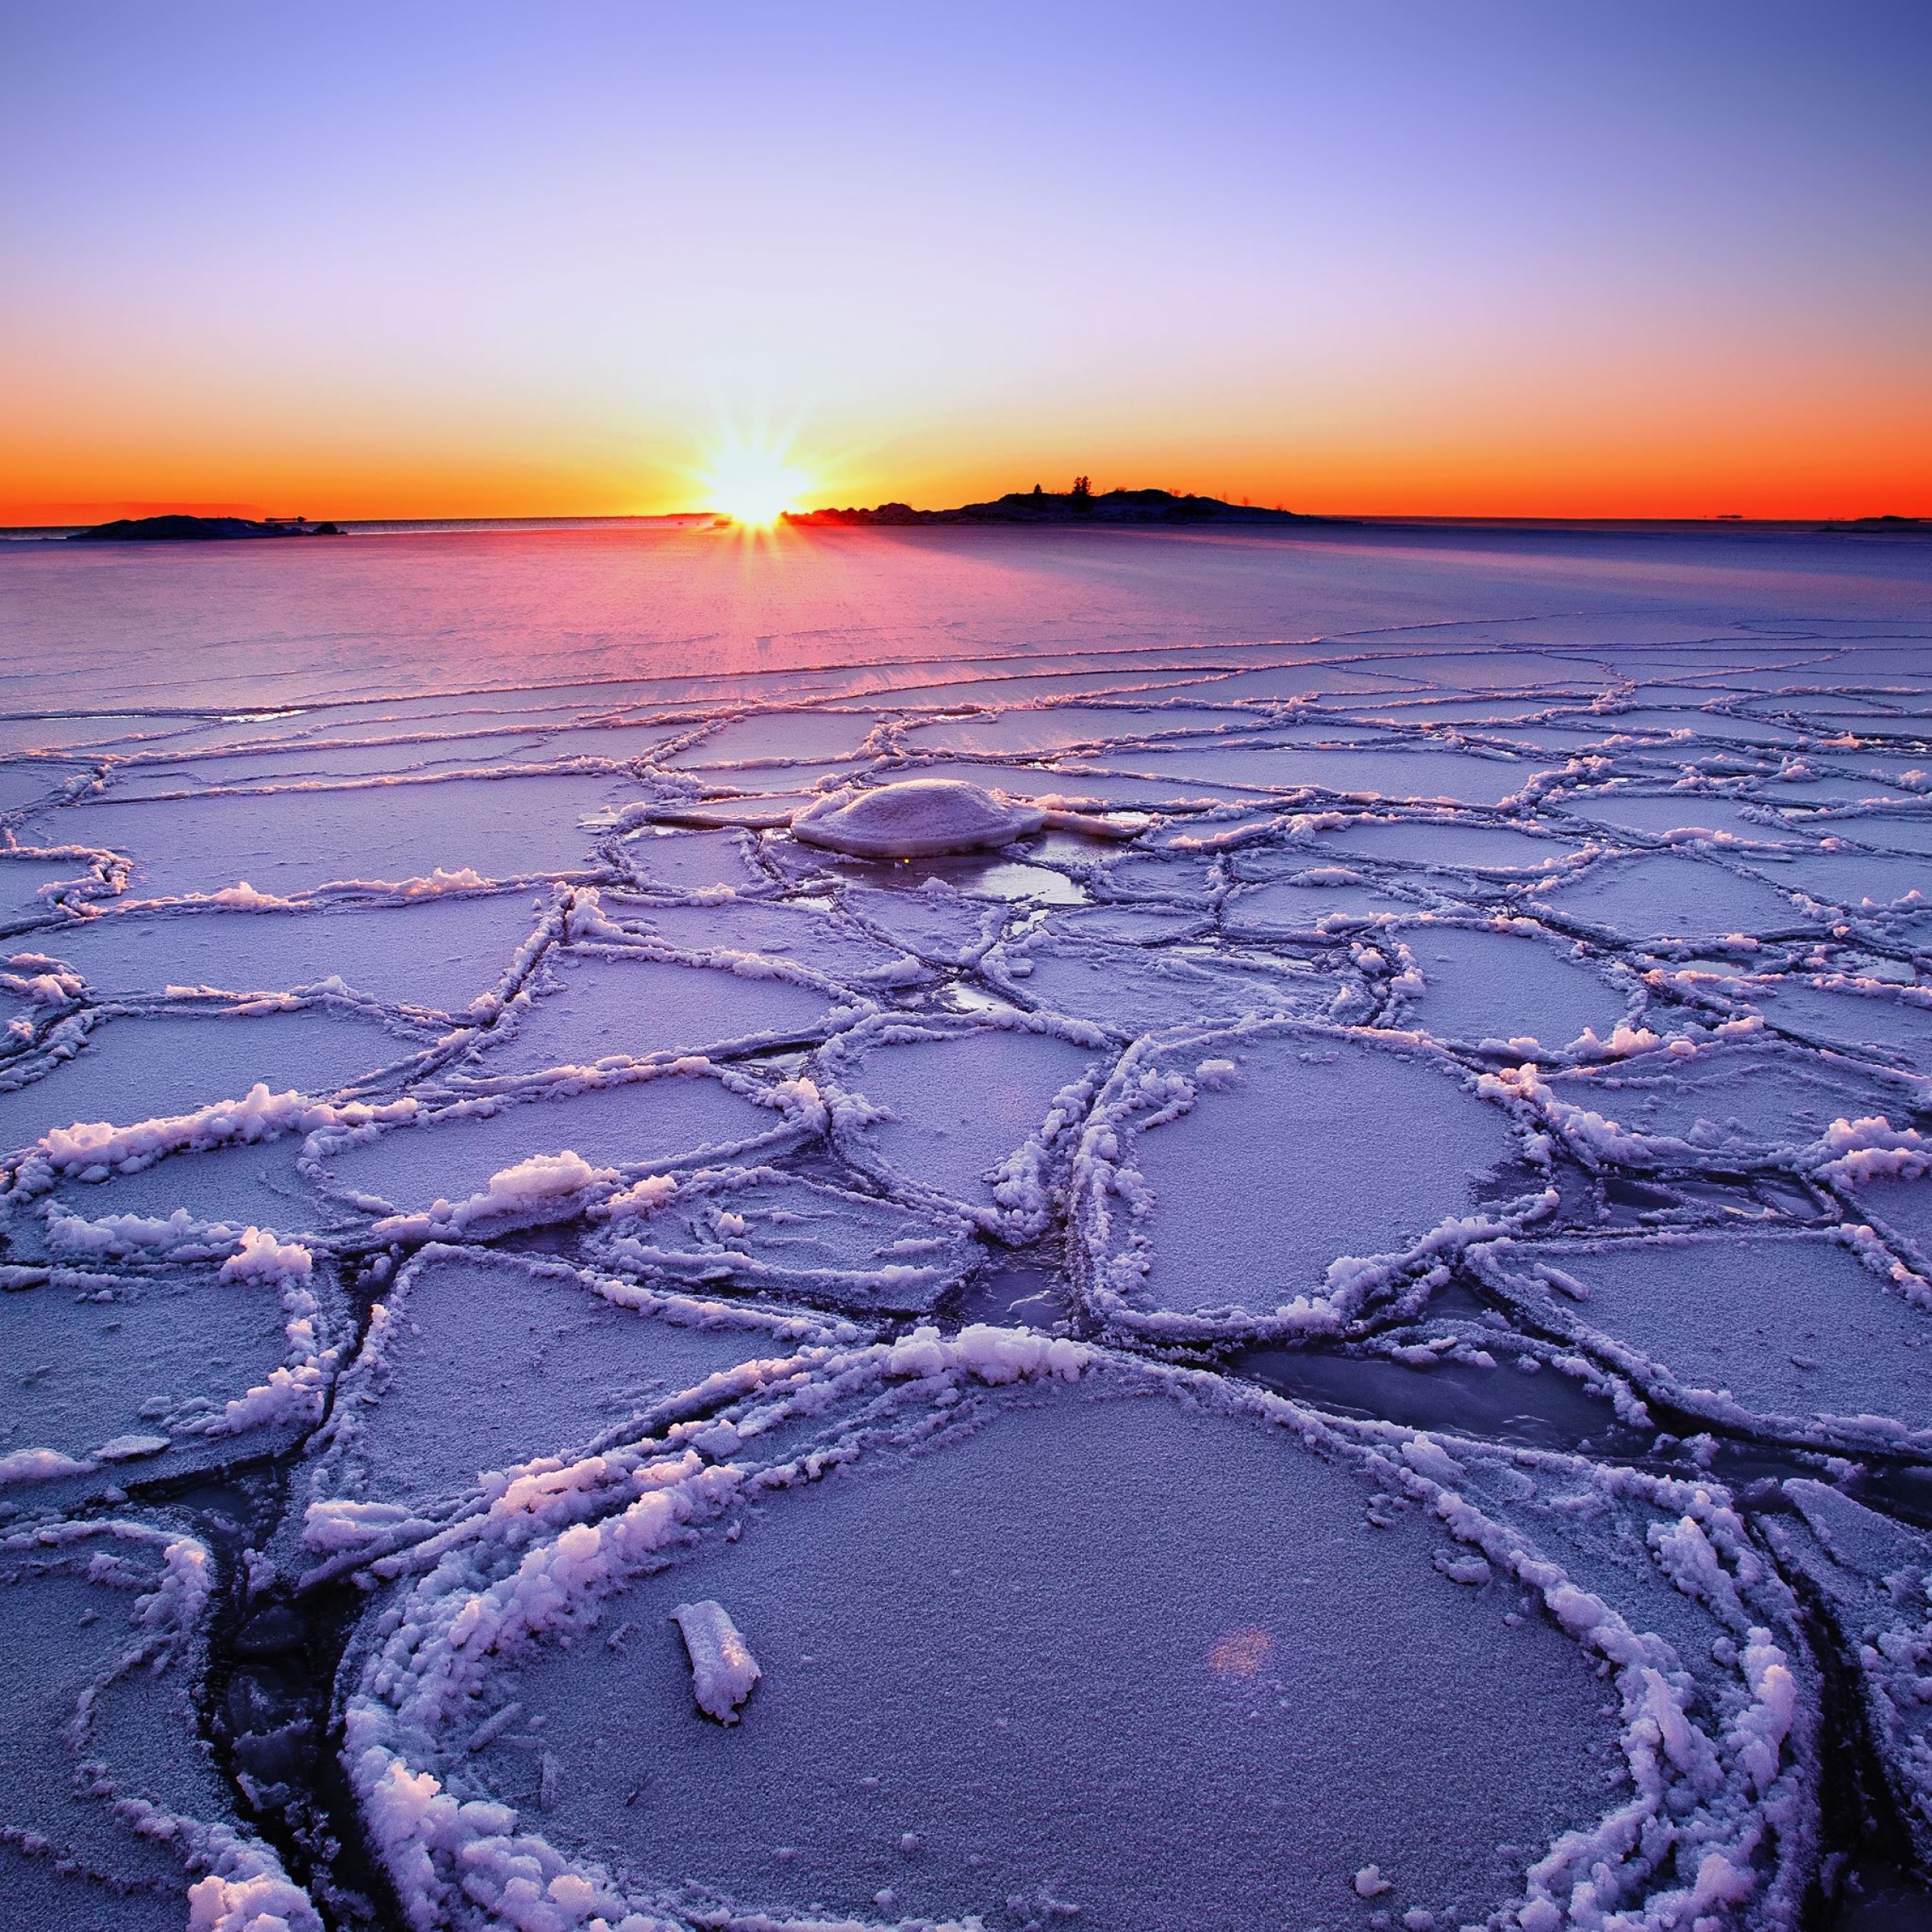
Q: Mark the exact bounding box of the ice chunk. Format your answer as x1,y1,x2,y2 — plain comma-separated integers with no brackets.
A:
1558,792,1803,845
837,879,1005,964
664,709,884,766
45,1131,334,1243
0,852,101,917
1855,1170,1932,1270
1107,743,1549,806
669,1600,761,1722
1761,845,1930,912
902,702,1244,755
1740,973,1932,1073
1223,873,1417,933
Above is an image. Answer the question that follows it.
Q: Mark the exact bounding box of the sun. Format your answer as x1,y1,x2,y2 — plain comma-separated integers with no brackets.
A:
700,440,813,527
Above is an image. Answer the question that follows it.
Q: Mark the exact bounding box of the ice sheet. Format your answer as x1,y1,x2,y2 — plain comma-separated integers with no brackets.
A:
818,1015,1109,1228
6,522,1929,1929
19,772,634,900
0,1519,316,1927
474,947,859,1077
346,1342,1813,1932
305,1247,816,1520
310,1067,798,1221
1397,923,1632,1051
1531,850,1817,942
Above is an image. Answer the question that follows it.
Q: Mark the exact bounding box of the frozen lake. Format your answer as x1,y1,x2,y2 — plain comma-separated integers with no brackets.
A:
3,519,1932,1932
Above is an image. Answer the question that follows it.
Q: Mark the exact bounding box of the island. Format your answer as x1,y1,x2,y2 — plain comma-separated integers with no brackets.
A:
68,514,345,542
785,481,1311,526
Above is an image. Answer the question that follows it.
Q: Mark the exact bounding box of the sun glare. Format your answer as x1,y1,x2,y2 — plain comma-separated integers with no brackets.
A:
700,440,813,528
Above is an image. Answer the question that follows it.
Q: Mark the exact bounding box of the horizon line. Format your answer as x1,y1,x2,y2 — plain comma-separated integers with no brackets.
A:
5,508,1928,536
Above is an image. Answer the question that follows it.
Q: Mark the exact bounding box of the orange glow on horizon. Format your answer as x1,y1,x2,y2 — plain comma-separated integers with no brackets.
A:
4,394,1929,529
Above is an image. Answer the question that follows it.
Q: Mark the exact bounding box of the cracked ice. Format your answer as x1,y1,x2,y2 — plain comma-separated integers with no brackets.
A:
2,521,1932,1932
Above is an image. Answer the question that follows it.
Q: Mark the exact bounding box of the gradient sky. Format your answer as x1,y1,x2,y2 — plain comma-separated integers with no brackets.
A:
3,1,1928,522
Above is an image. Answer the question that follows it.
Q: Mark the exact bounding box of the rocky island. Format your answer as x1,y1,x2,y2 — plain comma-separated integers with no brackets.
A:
786,480,1311,527
68,513,345,541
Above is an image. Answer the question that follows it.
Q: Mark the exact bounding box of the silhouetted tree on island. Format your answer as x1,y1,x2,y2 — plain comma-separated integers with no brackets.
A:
1070,475,1092,499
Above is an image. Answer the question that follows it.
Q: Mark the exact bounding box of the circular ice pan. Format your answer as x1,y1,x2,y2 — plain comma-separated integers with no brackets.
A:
1071,1017,1543,1343
340,1333,1815,1932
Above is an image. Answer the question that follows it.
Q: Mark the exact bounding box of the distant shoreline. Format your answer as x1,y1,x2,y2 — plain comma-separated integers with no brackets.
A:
2,512,1923,543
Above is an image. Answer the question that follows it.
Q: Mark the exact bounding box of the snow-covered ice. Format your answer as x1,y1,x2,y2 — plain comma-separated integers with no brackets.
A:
4,518,1930,1928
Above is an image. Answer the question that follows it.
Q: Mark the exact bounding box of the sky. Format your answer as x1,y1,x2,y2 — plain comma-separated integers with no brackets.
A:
2,1,1928,522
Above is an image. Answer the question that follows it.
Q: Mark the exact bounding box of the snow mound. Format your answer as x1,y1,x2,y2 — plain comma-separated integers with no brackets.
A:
791,777,1132,858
